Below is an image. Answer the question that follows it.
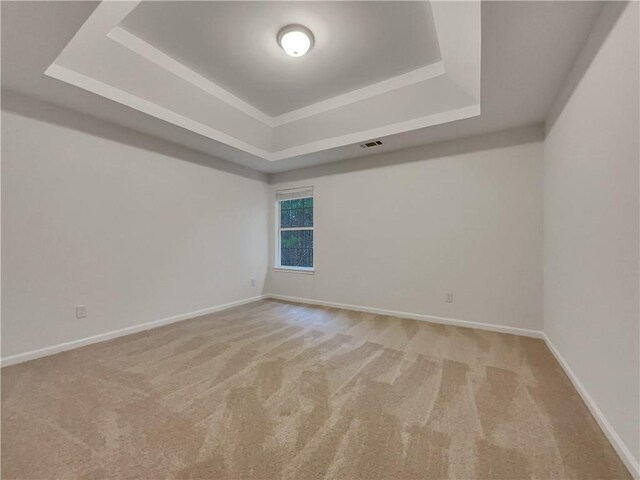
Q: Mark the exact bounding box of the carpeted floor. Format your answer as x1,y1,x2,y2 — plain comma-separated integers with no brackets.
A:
1,299,630,479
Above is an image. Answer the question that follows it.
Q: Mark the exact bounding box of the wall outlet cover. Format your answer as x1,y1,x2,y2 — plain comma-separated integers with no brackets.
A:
76,305,87,318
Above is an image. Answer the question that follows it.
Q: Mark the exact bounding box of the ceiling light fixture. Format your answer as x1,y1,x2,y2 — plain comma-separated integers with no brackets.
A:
277,25,314,57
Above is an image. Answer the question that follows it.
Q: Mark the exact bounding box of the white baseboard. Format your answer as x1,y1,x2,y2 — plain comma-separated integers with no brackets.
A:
0,295,267,367
3,290,634,478
0,294,541,368
2,293,635,477
543,334,639,479
268,294,637,476
266,294,544,338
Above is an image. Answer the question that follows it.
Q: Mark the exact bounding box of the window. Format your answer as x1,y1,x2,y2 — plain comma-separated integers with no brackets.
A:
275,188,313,271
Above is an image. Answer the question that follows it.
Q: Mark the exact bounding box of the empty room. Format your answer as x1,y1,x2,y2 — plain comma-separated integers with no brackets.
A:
1,1,638,479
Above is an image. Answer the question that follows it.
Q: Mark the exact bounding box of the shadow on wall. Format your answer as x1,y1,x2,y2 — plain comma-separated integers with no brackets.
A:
2,90,545,186
270,123,545,184
545,1,627,133
0,90,267,183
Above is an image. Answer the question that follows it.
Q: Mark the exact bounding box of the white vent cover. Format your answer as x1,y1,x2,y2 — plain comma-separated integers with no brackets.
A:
359,140,383,148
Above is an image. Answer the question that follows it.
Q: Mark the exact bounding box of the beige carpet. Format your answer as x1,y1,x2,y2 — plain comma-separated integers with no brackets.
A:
1,299,630,479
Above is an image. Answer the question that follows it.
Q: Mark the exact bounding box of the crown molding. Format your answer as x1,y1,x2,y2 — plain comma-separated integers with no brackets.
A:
44,0,480,163
44,63,273,159
108,26,446,128
107,26,275,126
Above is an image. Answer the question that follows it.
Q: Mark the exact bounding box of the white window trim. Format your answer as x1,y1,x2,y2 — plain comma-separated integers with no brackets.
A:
274,193,314,273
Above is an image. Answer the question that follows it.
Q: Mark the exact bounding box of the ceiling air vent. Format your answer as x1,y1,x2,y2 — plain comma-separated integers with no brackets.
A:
360,140,383,148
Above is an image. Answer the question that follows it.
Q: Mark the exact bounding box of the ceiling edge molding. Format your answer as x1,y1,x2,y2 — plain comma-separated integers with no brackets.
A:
268,123,544,184
271,104,481,160
43,0,481,163
1,88,269,181
107,26,275,126
46,62,479,162
270,62,446,126
44,63,274,160
108,25,446,128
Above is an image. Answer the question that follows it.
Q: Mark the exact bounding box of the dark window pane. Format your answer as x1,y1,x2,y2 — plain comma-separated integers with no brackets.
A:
280,208,291,227
280,230,313,268
279,197,313,268
302,248,312,267
290,208,302,226
303,208,313,227
280,198,312,226
286,208,310,227
301,229,313,248
281,230,299,248
280,200,290,228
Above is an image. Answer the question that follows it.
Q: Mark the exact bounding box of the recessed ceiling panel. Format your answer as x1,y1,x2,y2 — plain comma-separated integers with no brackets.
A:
3,1,607,173
43,0,481,163
119,1,441,116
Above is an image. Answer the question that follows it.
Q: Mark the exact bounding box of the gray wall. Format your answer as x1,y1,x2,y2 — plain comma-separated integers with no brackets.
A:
544,1,639,471
1,100,269,358
268,128,544,331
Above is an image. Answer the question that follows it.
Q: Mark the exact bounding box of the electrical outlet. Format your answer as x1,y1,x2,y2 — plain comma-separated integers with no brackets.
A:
445,293,454,303
76,305,87,319
250,279,255,287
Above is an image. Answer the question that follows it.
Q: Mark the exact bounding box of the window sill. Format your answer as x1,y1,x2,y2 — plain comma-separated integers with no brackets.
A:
273,266,315,274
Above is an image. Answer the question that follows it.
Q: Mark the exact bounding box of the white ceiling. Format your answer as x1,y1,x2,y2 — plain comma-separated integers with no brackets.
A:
1,1,604,174
42,1,481,162
121,1,441,116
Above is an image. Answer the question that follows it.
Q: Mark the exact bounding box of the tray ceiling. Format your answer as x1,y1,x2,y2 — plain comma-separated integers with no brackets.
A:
120,1,442,117
45,1,481,163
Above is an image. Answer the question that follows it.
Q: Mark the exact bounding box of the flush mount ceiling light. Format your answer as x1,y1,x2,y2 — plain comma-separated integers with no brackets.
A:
277,25,314,57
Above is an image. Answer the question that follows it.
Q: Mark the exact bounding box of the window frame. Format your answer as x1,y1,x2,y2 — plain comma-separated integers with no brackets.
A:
274,195,314,273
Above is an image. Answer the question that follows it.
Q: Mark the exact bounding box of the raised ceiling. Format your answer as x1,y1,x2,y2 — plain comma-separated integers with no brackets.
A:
121,2,442,116
43,1,481,162
1,2,605,173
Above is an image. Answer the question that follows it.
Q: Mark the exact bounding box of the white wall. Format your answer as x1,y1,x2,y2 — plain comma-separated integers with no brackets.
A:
1,99,269,359
267,128,544,331
543,1,639,473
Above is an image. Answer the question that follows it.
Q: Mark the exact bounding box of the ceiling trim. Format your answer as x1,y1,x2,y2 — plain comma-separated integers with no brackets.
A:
44,0,481,163
45,62,479,162
272,62,445,126
273,104,481,160
107,25,446,128
107,25,275,126
44,63,273,159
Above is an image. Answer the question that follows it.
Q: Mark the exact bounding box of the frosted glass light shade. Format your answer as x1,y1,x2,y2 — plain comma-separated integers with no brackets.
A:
278,25,314,57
